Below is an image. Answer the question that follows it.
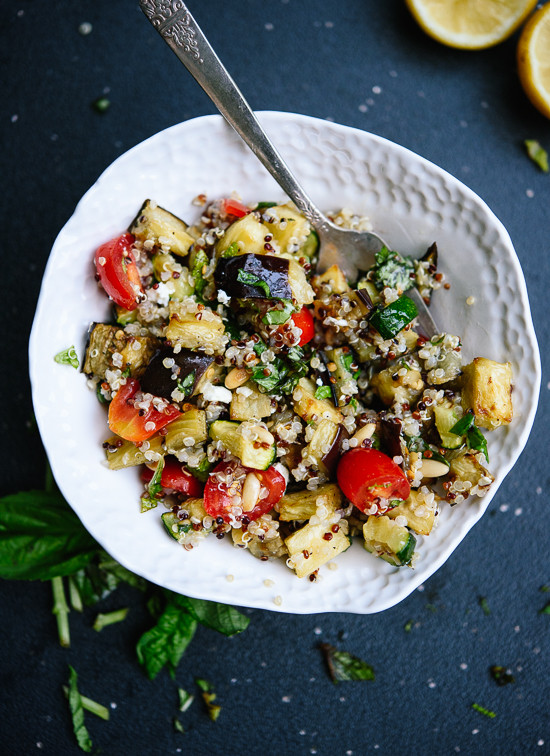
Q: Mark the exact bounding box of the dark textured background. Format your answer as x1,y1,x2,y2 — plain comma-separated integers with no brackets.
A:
1,1,549,754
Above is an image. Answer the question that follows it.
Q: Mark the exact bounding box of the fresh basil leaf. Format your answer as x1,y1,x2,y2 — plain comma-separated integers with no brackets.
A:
237,269,271,298
171,594,250,636
178,688,194,713
191,249,209,300
449,412,475,436
373,246,415,292
314,385,332,400
255,201,278,209
173,718,185,733
467,425,489,462
490,665,515,686
0,491,98,580
54,345,79,369
177,371,195,397
539,602,550,615
93,607,129,632
195,678,221,722
136,601,197,680
140,457,165,512
319,643,375,684
221,242,240,258
479,596,491,616
525,139,549,172
262,300,295,325
340,351,360,379
71,551,145,607
67,666,93,753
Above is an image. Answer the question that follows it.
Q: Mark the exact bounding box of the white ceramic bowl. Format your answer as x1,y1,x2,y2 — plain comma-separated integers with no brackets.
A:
29,112,540,614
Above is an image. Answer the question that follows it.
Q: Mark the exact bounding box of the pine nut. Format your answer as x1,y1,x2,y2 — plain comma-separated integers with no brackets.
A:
419,459,450,478
242,472,261,512
224,367,250,389
351,423,376,445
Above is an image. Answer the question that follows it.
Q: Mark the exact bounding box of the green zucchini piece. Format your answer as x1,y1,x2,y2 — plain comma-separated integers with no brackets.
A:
369,296,418,340
301,229,319,258
164,410,208,453
434,405,463,449
363,515,416,567
209,420,276,470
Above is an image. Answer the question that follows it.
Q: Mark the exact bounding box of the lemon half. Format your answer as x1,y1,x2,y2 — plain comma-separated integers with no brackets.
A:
518,3,550,120
406,0,538,50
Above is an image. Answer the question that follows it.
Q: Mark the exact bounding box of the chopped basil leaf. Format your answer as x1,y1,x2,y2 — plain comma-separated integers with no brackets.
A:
195,678,221,721
540,585,550,593
319,643,375,684
178,688,195,713
525,139,549,172
54,345,79,369
539,602,550,615
177,371,195,397
251,340,306,395
404,619,414,632
67,666,93,753
140,457,165,512
92,96,110,113
262,300,295,325
93,607,129,631
479,596,491,616
136,598,197,680
314,385,332,400
373,245,415,291
185,457,214,483
489,665,515,686
449,412,475,436
340,351,360,379
221,242,240,257
472,702,496,719
62,685,110,720
467,425,489,462
255,201,278,209
173,718,185,734
237,269,271,298
191,249,209,300
172,595,250,636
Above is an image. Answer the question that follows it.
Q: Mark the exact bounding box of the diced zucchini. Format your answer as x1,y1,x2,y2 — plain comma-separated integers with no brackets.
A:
262,203,311,254
357,278,381,306
312,264,350,295
209,420,276,470
325,347,359,406
370,365,424,407
164,409,208,453
232,527,288,560
434,404,463,449
161,498,212,545
277,483,343,521
369,296,418,339
293,378,343,424
363,515,416,567
461,358,513,430
217,214,266,256
83,323,158,380
306,419,341,473
152,252,194,300
301,230,319,258
447,449,494,492
285,518,351,577
115,306,138,326
387,489,438,536
104,435,164,470
166,302,227,354
288,259,314,306
130,199,195,257
230,382,274,421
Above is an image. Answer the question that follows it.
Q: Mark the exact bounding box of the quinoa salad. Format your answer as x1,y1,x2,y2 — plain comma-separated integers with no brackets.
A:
83,195,514,579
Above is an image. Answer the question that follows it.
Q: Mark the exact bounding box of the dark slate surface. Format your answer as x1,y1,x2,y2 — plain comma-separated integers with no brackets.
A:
1,1,549,754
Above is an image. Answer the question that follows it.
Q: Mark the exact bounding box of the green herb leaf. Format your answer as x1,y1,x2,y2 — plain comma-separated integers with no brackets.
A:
479,596,491,616
237,269,271,298
0,491,98,580
195,678,221,721
373,246,415,291
171,594,250,636
93,607,129,632
136,598,197,680
467,425,489,462
63,685,110,721
71,551,146,607
255,201,278,209
489,665,515,686
251,339,306,395
221,242,240,258
314,385,332,400
67,666,93,753
54,345,80,369
404,619,414,632
262,300,295,325
340,351,360,379
185,457,214,483
539,602,550,615
92,96,110,113
191,249,209,300
472,702,496,719
140,457,165,512
173,718,185,733
178,688,195,713
319,643,375,684
524,139,549,172
449,412,475,436
176,371,195,397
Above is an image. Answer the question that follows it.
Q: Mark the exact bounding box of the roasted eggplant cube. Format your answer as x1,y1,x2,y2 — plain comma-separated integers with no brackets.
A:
139,346,215,401
276,483,343,521
164,409,208,452
130,199,195,257
262,204,311,254
104,434,165,470
461,358,513,430
230,383,274,421
293,378,343,424
165,303,227,355
446,449,494,498
214,253,292,300
83,323,158,380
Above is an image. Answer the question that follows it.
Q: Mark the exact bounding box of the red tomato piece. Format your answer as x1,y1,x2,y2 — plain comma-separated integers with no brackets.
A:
203,460,286,523
108,378,181,444
221,198,250,219
337,448,410,514
94,232,144,310
289,306,315,346
142,457,204,497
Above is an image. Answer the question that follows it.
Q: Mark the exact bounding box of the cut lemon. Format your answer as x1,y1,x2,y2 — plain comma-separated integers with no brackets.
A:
517,3,550,120
405,0,538,50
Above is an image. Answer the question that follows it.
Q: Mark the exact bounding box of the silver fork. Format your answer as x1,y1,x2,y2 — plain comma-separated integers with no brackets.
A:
139,0,437,336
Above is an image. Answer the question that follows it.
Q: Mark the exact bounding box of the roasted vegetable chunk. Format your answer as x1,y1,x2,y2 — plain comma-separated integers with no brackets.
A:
461,358,513,430
130,199,195,257
83,323,158,380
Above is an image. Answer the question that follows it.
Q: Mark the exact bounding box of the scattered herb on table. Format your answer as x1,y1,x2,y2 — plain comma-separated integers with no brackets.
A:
178,688,195,713
54,345,80,369
67,666,94,753
195,678,221,721
479,596,491,616
404,619,414,633
472,702,496,719
319,643,375,684
489,665,515,686
93,607,129,632
539,602,550,615
524,139,549,172
92,97,110,113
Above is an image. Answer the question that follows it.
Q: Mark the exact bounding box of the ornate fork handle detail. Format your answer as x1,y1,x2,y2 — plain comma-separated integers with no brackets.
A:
140,1,202,61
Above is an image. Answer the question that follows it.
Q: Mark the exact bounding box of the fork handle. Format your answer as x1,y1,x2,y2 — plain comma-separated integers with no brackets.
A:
140,1,328,227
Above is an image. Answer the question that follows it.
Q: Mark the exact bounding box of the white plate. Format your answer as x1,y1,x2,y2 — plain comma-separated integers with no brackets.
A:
29,112,540,614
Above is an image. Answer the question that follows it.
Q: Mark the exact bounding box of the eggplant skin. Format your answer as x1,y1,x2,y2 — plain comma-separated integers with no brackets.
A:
139,346,213,400
214,253,291,300
321,423,349,477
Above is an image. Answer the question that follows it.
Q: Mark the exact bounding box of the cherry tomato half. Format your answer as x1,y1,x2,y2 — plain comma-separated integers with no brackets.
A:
203,460,286,523
108,378,181,444
290,306,315,346
221,198,250,219
337,448,410,514
142,457,204,497
94,232,144,310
